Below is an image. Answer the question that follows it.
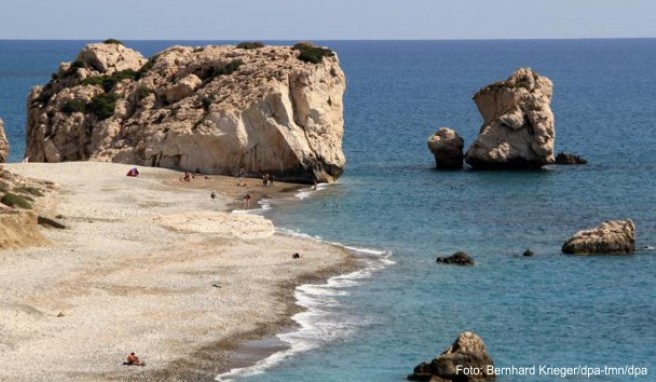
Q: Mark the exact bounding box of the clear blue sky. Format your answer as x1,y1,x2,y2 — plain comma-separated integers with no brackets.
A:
1,0,654,40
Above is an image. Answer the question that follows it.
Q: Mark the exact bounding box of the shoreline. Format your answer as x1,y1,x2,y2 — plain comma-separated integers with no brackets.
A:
0,162,362,382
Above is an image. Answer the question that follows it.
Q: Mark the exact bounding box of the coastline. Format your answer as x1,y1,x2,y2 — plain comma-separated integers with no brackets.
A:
0,162,361,382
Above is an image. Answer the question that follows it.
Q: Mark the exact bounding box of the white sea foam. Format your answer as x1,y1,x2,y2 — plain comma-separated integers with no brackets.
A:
295,182,328,200
215,233,392,382
231,199,271,215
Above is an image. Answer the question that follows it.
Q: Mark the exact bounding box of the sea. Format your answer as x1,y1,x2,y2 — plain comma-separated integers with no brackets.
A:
1,39,655,381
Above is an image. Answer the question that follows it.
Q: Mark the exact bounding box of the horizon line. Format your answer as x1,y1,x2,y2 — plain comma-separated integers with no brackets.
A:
1,37,656,42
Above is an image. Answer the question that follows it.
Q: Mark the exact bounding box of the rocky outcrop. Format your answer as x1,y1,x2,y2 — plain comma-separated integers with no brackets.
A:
555,151,587,165
465,68,555,169
25,41,346,183
436,251,475,266
562,219,635,254
0,168,52,250
408,332,495,381
0,118,8,163
427,128,464,169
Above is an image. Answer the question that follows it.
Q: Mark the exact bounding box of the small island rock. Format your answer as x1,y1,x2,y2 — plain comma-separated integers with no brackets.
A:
554,151,587,165
436,251,475,266
427,128,464,170
0,118,8,163
465,68,555,169
408,331,495,382
562,219,635,255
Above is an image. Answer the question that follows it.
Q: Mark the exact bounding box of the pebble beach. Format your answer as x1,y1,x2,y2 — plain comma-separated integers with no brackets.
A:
0,162,356,381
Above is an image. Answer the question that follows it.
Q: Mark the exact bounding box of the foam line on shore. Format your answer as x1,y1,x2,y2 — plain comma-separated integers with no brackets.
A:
215,231,393,382
295,182,328,200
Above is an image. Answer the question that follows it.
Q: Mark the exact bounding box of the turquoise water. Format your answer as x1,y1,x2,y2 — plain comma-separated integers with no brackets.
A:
1,40,655,381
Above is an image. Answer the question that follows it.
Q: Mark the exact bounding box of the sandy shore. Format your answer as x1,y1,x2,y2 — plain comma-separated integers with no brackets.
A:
0,162,356,382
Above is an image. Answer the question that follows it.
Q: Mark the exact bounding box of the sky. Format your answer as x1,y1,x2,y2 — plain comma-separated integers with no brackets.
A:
1,0,654,40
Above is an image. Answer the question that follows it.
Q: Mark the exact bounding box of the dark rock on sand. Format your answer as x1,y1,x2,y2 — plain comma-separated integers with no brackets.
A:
555,151,587,165
292,253,301,259
562,219,635,255
37,215,67,229
408,331,495,382
436,251,474,266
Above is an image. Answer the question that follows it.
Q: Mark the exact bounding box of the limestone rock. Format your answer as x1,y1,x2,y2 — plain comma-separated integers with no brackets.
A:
427,128,464,169
25,42,346,183
436,251,474,266
0,118,8,163
77,42,147,74
408,332,495,381
465,68,555,169
562,219,635,255
555,151,587,165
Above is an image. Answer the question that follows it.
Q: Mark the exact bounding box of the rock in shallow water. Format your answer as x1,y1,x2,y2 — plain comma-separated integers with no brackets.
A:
408,331,495,382
562,219,635,255
436,251,475,266
465,68,555,170
427,128,464,170
554,151,587,165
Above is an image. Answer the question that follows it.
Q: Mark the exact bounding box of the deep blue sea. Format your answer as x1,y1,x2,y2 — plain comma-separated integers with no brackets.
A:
1,40,655,381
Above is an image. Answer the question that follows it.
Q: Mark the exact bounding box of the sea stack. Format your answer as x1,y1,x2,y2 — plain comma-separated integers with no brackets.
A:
465,68,555,169
408,331,495,381
427,128,464,169
562,219,635,255
0,118,8,163
25,41,346,183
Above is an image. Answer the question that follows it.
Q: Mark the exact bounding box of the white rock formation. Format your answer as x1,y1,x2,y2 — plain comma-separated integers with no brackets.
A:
25,42,346,182
427,128,464,169
465,68,555,169
0,118,8,163
562,219,636,254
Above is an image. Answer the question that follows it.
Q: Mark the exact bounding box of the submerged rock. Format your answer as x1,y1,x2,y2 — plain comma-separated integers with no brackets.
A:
0,118,8,163
465,68,555,170
436,251,475,266
25,41,346,183
555,151,587,165
522,249,535,257
562,219,635,255
408,331,495,381
427,128,464,170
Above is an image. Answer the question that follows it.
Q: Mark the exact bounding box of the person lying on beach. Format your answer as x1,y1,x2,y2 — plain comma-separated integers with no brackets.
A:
125,352,145,366
126,167,139,177
179,172,192,182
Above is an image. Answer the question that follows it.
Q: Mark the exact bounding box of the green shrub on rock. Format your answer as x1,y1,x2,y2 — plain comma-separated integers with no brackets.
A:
103,39,124,45
89,93,119,120
1,192,32,209
237,41,265,50
62,99,87,114
14,186,45,197
293,42,335,64
81,70,137,92
137,54,161,79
